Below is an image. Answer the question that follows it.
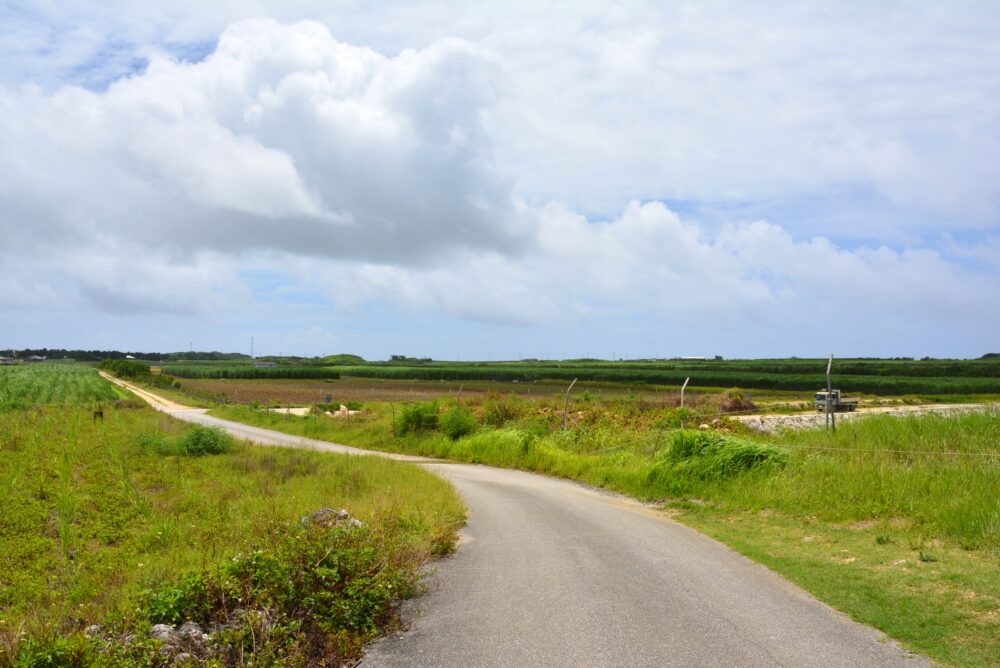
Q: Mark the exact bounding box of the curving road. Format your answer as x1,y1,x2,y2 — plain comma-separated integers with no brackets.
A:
102,374,929,667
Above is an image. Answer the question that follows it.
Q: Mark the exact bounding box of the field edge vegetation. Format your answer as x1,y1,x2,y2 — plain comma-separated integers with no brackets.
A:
0,366,466,666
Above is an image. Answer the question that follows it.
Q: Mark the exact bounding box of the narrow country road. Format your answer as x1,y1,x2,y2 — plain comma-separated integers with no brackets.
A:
102,374,929,667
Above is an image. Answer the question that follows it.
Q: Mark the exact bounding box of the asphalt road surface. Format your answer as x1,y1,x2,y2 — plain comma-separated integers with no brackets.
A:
103,375,929,667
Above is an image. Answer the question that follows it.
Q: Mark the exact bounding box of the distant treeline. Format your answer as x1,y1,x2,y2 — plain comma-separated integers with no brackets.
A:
325,363,1000,395
9,349,251,362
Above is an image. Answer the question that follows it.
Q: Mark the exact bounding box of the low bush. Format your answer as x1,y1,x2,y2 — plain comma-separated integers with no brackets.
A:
138,520,420,665
398,402,439,435
178,425,232,456
440,407,478,440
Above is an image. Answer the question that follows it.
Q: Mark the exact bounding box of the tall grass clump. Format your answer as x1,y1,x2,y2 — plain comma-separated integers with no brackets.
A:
664,430,789,479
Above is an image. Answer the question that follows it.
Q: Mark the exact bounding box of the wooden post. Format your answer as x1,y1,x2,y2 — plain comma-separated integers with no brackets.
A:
826,354,834,433
562,378,578,430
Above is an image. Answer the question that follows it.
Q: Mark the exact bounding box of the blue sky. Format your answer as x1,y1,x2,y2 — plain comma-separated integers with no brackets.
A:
1,2,998,359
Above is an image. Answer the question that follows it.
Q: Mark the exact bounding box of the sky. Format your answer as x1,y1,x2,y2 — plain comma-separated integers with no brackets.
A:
1,1,998,360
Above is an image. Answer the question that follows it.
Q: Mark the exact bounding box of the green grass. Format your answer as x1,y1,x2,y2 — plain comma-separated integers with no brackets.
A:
0,364,127,407
677,511,1000,668
0,403,464,664
210,398,1000,666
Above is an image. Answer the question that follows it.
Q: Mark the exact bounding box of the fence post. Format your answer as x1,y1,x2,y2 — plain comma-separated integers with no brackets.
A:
826,354,834,434
680,377,691,429
456,384,464,409
389,400,396,436
562,378,578,430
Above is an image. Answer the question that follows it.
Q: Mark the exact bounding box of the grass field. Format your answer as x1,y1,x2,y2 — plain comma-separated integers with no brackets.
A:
0,364,127,407
209,393,1000,667
0,366,465,665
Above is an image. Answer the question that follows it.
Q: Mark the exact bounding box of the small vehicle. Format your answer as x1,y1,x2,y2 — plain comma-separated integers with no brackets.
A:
815,389,858,412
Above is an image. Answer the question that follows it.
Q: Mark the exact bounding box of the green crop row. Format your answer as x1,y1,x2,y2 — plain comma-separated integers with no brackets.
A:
326,364,1000,395
0,364,124,407
163,366,341,380
504,359,1000,378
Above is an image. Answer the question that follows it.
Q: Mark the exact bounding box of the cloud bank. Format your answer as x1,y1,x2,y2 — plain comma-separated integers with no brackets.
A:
1,11,997,355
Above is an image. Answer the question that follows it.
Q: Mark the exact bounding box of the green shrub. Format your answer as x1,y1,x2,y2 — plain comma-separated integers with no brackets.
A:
398,402,439,435
15,635,83,667
440,407,478,440
178,425,232,456
138,521,419,663
144,572,211,625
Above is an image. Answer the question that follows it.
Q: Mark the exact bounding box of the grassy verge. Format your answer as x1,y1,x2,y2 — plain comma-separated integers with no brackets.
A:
0,405,464,665
676,509,999,668
209,399,1000,667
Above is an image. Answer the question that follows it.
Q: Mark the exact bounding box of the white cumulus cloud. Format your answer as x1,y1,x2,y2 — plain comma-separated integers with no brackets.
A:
0,10,997,356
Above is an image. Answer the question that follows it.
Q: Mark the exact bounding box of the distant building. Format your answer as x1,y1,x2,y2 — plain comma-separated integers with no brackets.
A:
27,355,46,363
254,361,278,368
0,356,11,364
679,356,707,361
125,355,136,359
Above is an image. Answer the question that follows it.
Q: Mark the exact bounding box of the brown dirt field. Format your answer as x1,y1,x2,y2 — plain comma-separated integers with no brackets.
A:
177,376,696,406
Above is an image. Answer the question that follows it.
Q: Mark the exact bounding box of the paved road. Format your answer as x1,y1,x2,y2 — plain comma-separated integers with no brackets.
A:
103,374,929,667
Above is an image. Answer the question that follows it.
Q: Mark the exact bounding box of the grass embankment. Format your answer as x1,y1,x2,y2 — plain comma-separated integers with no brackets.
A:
0,391,464,664
211,397,1000,667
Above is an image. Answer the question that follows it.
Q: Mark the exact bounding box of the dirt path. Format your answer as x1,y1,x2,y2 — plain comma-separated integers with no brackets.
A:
734,402,994,433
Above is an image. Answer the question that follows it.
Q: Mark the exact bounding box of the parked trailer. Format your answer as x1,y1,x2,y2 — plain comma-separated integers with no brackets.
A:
815,389,859,412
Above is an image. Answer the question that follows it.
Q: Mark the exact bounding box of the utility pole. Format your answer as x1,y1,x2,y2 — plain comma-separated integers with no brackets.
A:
251,336,254,360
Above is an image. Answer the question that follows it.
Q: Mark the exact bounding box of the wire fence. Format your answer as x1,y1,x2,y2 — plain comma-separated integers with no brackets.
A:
568,404,1000,459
